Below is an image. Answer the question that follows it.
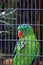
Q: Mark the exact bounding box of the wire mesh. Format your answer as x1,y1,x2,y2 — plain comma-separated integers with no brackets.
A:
0,0,42,65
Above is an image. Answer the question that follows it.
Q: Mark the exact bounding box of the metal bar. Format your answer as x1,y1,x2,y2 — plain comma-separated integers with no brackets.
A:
1,54,43,57
0,39,43,41
0,8,43,11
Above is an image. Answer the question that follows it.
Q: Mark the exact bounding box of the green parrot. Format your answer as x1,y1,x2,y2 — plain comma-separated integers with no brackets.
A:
13,24,39,65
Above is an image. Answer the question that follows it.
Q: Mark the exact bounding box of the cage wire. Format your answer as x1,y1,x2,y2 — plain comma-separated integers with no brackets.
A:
0,0,42,65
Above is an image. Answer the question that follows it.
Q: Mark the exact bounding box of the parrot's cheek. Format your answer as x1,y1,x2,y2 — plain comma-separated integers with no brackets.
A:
18,30,24,38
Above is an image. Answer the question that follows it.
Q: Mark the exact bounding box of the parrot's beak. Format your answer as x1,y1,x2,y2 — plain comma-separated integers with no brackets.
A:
18,30,24,38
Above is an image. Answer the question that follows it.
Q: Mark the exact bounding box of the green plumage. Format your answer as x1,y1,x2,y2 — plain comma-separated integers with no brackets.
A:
13,24,39,65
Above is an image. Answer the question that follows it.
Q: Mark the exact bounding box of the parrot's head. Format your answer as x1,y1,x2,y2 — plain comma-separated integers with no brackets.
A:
17,24,32,38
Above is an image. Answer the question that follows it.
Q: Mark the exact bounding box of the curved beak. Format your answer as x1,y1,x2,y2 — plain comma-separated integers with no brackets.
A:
18,30,24,38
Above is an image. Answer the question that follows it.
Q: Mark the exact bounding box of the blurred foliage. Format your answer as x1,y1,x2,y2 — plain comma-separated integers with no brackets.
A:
0,0,17,32
0,10,16,21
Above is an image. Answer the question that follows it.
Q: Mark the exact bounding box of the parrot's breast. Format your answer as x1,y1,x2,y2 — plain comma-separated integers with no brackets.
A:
17,40,26,50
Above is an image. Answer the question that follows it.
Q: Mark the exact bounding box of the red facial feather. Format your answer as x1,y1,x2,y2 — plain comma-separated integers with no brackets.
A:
18,30,23,38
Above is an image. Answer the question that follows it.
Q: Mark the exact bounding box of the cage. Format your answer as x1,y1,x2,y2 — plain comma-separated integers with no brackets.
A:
0,0,43,65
